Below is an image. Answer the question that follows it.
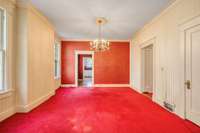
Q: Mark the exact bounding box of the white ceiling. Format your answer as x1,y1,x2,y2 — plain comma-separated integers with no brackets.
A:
30,0,172,40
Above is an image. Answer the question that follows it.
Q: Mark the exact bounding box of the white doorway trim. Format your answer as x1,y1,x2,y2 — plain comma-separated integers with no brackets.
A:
140,38,156,101
75,51,94,87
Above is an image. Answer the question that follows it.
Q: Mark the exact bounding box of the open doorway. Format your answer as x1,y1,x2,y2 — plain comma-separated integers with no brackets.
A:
141,44,153,99
78,55,93,87
75,51,94,87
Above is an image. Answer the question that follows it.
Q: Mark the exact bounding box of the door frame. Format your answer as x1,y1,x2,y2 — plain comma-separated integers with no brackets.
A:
180,15,200,121
75,50,94,87
140,38,156,100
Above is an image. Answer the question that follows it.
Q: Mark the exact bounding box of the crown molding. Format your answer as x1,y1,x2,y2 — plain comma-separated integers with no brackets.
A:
16,0,31,8
0,0,16,4
133,0,181,38
9,0,16,4
0,0,17,15
16,0,55,31
61,39,130,43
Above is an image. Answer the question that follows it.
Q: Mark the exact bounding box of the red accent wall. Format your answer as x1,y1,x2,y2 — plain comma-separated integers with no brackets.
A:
78,55,92,79
61,41,130,84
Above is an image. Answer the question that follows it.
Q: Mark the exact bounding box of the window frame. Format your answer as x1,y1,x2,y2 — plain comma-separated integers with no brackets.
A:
54,42,61,79
0,7,7,92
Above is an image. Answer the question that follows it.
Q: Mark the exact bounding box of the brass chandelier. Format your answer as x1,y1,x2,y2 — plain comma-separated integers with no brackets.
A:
90,17,110,52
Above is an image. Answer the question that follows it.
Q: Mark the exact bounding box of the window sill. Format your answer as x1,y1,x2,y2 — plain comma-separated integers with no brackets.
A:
0,89,13,94
0,89,14,99
54,76,61,80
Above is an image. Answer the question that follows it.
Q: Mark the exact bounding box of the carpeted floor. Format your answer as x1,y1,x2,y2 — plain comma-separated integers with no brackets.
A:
0,87,200,133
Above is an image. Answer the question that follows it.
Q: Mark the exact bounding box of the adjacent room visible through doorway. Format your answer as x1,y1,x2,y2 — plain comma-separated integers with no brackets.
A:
78,54,93,87
142,44,153,99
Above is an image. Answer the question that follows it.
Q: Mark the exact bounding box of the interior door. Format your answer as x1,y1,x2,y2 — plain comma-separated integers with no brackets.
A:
144,46,153,93
185,24,200,126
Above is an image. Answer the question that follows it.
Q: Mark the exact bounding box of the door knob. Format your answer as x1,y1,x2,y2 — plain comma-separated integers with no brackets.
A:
185,80,191,90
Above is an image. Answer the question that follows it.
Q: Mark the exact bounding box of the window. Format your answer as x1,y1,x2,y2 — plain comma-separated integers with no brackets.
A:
54,43,61,79
0,8,6,91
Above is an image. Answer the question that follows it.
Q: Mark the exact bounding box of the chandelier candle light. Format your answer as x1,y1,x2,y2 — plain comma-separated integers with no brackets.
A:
90,17,110,52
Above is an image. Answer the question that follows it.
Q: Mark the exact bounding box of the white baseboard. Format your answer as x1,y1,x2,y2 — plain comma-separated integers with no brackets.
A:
153,98,164,106
17,90,55,113
61,84,130,88
129,84,135,90
129,85,142,93
61,84,76,87
0,107,16,121
93,84,130,87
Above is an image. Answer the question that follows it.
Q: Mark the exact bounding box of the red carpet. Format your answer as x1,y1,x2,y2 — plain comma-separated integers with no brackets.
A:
0,87,200,133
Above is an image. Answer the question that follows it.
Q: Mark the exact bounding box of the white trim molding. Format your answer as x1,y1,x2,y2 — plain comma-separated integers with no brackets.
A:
75,50,94,87
129,40,132,87
140,37,157,101
61,84,130,88
129,85,142,93
135,0,182,36
61,39,131,43
93,84,130,87
16,90,55,113
61,84,76,87
0,107,15,121
0,89,14,99
130,85,164,110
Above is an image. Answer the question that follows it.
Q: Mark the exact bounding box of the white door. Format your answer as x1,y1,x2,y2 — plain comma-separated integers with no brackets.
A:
144,46,153,93
185,24,200,126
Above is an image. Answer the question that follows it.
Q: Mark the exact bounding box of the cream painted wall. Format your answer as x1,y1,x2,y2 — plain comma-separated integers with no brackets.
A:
27,6,55,105
16,3,61,113
0,0,61,121
131,0,200,118
0,0,16,121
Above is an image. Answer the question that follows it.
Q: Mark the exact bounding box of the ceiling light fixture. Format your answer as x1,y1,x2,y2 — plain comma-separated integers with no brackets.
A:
90,17,110,52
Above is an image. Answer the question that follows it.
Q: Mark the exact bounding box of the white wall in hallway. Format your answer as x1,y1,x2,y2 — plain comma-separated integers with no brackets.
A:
130,0,200,118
